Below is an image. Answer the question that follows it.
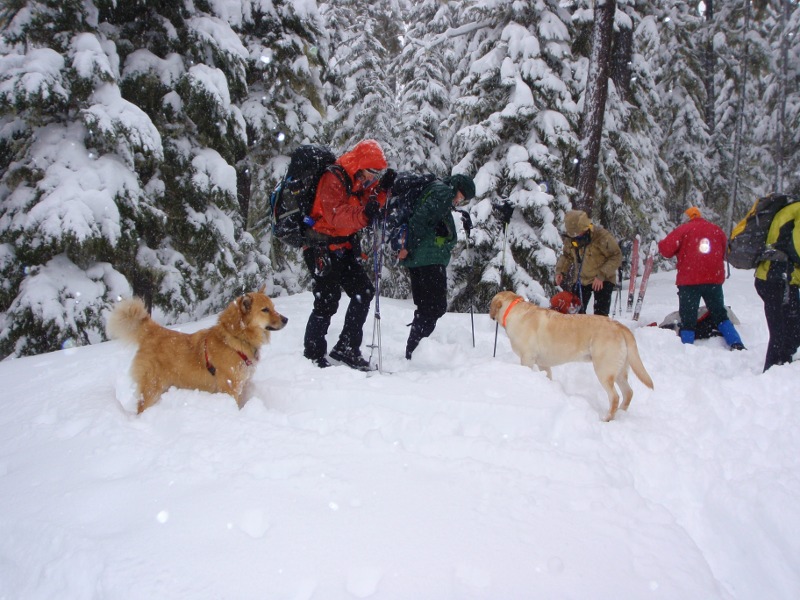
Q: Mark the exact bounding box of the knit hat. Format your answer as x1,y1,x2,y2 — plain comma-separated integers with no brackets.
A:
564,210,593,238
446,174,476,200
338,139,387,177
684,206,702,220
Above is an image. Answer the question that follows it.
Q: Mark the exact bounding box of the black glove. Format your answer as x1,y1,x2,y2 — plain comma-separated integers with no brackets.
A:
304,247,331,277
364,199,381,221
494,201,514,225
379,168,397,191
457,209,472,237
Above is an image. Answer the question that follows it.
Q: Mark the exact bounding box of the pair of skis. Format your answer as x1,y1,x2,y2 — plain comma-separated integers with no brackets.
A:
626,236,656,321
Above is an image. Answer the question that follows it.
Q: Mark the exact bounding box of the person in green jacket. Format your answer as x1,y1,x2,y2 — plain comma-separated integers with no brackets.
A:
397,174,476,359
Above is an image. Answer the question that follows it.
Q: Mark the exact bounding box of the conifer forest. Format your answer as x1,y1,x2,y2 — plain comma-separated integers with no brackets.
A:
1,0,798,357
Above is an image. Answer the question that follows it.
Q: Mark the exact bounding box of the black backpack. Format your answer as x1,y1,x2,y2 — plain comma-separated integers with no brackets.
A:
385,171,438,249
728,193,797,269
270,145,349,247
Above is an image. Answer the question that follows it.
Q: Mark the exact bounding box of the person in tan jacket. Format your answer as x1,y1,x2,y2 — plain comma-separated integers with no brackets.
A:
554,210,622,317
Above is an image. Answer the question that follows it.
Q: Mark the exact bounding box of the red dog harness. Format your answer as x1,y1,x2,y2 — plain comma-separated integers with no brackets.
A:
204,338,253,376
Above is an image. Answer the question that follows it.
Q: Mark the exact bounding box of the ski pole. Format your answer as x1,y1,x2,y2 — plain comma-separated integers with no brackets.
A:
460,212,475,348
612,266,623,317
493,220,510,358
368,202,389,372
613,240,632,318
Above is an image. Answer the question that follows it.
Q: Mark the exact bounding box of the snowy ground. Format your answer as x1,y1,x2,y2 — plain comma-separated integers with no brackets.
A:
0,267,798,600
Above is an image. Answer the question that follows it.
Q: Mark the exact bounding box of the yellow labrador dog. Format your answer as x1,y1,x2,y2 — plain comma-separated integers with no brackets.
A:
490,291,653,421
107,286,287,413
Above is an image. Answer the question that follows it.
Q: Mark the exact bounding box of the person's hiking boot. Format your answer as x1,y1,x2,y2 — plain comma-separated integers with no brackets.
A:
329,346,373,371
718,319,745,349
306,354,331,368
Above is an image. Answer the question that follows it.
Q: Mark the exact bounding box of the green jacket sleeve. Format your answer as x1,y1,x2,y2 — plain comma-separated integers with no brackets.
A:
406,183,455,252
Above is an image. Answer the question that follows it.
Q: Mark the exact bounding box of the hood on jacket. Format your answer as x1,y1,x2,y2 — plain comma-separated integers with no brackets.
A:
337,139,388,178
564,210,592,237
444,174,476,200
684,206,702,221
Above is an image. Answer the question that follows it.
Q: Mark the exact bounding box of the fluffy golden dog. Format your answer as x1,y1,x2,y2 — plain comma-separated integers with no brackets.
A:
490,291,653,421
107,287,287,413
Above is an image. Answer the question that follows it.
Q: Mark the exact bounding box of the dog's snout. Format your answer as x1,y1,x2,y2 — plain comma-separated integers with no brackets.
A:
266,313,288,331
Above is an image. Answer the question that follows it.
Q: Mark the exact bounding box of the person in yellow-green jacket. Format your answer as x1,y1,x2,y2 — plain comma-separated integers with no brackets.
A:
755,200,800,371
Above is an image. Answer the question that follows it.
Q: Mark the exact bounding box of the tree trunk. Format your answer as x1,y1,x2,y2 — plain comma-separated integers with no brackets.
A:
703,0,716,130
611,18,633,104
725,0,751,234
775,0,789,192
576,0,616,215
237,161,252,224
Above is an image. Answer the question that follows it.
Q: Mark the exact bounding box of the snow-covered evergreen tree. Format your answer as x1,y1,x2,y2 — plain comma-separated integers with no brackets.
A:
590,1,670,242
0,0,158,357
225,0,329,295
107,0,264,315
320,0,402,156
751,0,800,198
647,1,710,221
708,0,772,230
564,0,669,255
0,0,265,358
444,0,577,310
393,0,457,174
3,0,800,359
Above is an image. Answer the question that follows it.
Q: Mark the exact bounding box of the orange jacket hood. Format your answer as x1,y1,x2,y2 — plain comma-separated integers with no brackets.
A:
337,139,387,178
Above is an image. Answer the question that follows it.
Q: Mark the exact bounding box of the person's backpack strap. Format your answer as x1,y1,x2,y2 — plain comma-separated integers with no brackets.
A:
326,164,353,195
306,163,354,223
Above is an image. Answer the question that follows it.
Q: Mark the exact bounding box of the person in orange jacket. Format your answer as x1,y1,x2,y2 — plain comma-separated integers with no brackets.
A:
303,139,395,370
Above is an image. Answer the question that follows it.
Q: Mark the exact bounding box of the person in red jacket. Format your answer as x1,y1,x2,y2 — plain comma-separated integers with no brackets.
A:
658,206,745,349
303,139,394,370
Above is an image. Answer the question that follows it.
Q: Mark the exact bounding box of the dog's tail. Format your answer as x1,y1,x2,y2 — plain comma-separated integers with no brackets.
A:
106,298,151,344
623,328,654,389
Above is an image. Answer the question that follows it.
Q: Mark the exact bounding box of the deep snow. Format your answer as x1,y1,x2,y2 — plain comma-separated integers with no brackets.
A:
0,267,798,600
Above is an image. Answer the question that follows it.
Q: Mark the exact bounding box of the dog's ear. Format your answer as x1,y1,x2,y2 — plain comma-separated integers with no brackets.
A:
240,294,253,313
258,283,266,294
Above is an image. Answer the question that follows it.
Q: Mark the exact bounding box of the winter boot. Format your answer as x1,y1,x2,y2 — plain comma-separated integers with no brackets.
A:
329,345,373,371
718,319,746,350
304,314,331,366
405,331,422,360
308,356,331,368
679,329,695,344
405,313,438,360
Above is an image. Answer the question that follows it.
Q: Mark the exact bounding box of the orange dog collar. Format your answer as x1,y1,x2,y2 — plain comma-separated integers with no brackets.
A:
502,297,524,327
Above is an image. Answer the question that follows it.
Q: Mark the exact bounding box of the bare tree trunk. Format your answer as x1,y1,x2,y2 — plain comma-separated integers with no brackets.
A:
611,18,633,104
576,0,616,215
237,161,252,224
703,0,716,130
775,0,789,193
725,0,752,234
